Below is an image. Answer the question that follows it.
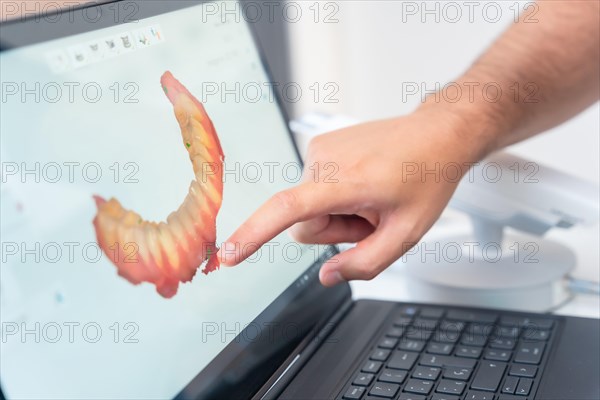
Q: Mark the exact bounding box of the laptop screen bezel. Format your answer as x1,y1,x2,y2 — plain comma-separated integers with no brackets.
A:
0,1,351,399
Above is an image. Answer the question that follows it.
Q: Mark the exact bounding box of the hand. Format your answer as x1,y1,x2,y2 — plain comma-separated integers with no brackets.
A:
217,106,490,286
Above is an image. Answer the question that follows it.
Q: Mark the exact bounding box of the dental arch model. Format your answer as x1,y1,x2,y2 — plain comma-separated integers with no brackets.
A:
93,71,224,298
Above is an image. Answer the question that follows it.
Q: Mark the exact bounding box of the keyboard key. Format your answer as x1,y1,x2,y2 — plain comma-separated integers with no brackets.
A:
370,348,391,361
509,364,537,378
419,354,476,369
378,337,398,349
502,376,519,394
461,334,487,347
431,394,459,400
388,351,418,370
484,349,512,362
427,342,454,355
362,360,382,374
456,345,482,358
420,307,445,319
369,382,400,398
521,327,551,341
399,306,418,317
353,372,374,387
412,366,440,381
499,316,523,327
494,326,520,339
498,395,528,400
524,318,554,330
436,379,466,396
489,337,516,350
446,310,498,324
514,342,545,364
398,394,426,400
442,367,472,381
386,327,404,338
404,379,434,395
412,317,438,331
471,361,507,392
394,316,413,326
433,329,461,344
515,377,533,396
399,339,426,352
465,391,495,400
378,368,407,384
466,323,494,337
439,320,466,332
404,329,433,341
500,316,553,330
343,386,365,399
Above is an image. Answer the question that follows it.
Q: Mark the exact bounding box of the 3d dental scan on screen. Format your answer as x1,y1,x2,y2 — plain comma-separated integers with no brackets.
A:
0,1,599,400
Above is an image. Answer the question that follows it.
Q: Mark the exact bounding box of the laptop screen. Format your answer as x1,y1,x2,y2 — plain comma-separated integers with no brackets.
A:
0,2,340,399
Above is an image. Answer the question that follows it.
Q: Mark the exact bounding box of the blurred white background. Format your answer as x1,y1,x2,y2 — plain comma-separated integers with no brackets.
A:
4,3,597,179
285,1,599,183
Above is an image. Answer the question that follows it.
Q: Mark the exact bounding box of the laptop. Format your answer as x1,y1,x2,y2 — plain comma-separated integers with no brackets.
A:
0,1,598,399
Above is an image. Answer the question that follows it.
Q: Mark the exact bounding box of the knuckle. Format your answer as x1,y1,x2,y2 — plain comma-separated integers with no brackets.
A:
308,135,324,150
288,224,309,243
272,190,299,210
237,220,257,238
307,136,326,158
404,229,424,249
354,263,378,281
395,218,423,246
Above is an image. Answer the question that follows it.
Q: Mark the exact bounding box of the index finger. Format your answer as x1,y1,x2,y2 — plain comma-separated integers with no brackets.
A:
217,182,349,266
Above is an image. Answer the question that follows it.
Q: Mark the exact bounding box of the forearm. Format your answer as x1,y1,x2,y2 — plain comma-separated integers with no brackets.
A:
422,0,600,157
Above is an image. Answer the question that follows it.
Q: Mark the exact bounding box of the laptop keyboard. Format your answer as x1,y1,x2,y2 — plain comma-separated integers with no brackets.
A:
337,305,557,400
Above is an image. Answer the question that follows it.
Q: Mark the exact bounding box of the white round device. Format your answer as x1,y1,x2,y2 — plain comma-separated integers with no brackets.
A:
404,152,599,312
403,231,576,312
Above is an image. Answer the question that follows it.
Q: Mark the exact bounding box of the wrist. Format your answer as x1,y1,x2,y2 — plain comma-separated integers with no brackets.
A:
413,100,497,164
414,78,517,159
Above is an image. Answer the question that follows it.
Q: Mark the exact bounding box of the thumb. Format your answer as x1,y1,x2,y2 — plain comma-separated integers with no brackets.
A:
319,217,416,286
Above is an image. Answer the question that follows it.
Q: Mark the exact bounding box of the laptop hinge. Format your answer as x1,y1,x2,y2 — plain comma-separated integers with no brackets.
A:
253,297,354,400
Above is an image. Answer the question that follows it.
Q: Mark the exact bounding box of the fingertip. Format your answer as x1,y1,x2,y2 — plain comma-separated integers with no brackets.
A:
217,245,238,267
319,260,346,287
287,224,300,240
320,270,345,287
287,223,307,243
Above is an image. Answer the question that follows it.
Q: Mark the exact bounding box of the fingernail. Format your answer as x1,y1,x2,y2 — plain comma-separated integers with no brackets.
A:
217,243,237,266
216,249,225,264
320,269,345,287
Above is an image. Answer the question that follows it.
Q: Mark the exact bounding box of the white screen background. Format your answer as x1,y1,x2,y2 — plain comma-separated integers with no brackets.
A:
0,4,319,399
